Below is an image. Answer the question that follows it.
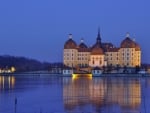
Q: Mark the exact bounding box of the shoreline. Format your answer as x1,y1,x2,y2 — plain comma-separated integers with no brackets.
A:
0,72,150,77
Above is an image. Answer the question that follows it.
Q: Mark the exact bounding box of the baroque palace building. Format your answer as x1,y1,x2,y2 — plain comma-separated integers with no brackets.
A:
63,30,141,68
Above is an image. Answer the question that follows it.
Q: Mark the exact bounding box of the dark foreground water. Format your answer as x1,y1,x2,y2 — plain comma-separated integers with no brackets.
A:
0,75,150,113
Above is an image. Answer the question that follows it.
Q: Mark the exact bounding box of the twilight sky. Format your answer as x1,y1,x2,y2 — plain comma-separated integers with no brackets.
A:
0,0,150,63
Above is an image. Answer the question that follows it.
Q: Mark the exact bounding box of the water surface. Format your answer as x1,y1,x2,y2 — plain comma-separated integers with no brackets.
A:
0,75,150,113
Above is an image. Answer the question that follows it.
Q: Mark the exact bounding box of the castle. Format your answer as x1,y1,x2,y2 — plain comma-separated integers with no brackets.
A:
63,29,141,68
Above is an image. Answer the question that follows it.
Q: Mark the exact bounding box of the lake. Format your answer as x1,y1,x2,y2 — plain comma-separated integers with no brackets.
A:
0,75,150,113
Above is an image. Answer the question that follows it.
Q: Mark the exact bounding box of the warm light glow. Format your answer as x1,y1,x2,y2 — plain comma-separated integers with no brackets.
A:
72,74,77,80
11,67,16,72
72,74,92,80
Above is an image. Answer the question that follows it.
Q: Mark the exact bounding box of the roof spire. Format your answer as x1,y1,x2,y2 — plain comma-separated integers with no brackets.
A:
97,27,101,43
98,27,100,38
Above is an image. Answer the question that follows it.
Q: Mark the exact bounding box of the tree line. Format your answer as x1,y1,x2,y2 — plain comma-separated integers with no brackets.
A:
0,55,63,72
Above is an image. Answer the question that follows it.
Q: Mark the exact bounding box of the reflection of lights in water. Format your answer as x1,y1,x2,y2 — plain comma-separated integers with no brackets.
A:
8,76,11,89
0,76,15,89
72,74,92,80
0,76,2,89
11,76,15,88
0,76,1,84
3,76,4,89
63,78,141,111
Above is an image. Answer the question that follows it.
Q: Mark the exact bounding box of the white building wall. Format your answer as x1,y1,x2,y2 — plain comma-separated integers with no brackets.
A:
89,55,105,67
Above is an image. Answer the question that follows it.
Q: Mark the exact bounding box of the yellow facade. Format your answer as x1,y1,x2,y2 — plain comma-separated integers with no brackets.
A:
63,49,78,67
63,33,141,68
77,52,90,67
105,48,141,67
105,51,119,66
119,48,141,67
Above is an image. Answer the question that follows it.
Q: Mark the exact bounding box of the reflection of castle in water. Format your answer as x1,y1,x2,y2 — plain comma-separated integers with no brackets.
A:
63,77,141,112
106,78,141,109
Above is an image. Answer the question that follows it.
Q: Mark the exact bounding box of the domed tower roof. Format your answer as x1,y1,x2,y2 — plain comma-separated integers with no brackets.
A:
91,47,104,55
79,39,88,48
64,34,77,49
121,33,136,48
78,38,89,52
135,43,141,51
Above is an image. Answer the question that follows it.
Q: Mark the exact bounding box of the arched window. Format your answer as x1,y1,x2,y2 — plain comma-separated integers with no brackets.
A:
93,60,95,65
100,60,102,65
